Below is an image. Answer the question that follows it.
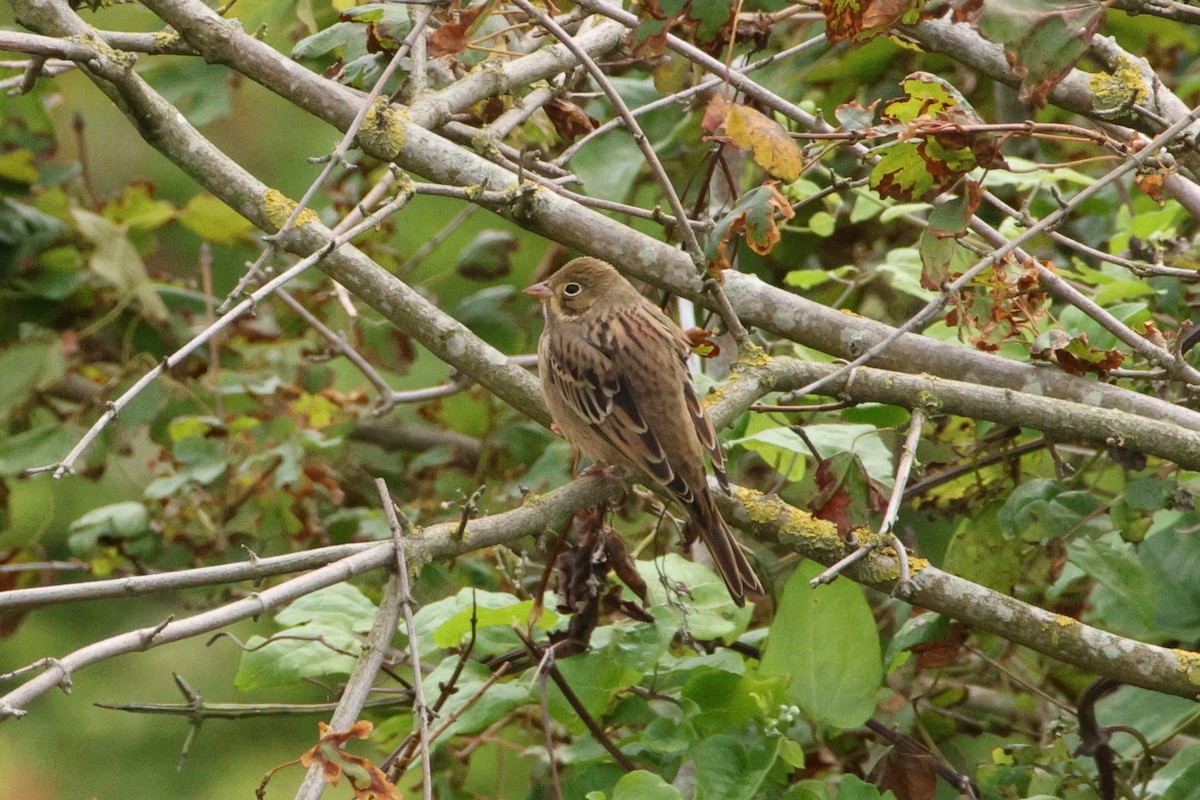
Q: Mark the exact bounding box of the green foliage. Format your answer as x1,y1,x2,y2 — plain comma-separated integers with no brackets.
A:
4,0,1200,797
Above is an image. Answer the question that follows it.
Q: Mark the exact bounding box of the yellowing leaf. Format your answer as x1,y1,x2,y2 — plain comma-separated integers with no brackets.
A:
71,209,168,321
723,105,804,182
0,150,39,185
180,193,255,245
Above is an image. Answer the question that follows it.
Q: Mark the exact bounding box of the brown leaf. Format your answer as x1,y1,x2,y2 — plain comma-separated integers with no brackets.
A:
912,622,968,669
428,5,485,58
822,0,922,43
872,738,940,800
1030,330,1125,377
1135,170,1166,205
701,92,729,134
544,97,599,144
300,722,401,800
683,326,721,359
723,104,804,182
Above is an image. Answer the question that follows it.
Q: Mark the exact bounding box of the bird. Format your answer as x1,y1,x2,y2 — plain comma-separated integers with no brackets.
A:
524,256,764,606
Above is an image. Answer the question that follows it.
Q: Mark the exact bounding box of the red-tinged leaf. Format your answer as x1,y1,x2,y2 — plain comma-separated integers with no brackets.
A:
299,722,400,800
428,4,485,58
629,17,671,57
822,0,925,43
1030,330,1126,377
704,182,796,270
945,257,1046,351
543,98,599,144
701,92,729,134
810,452,887,540
957,0,1106,107
684,326,720,358
927,180,983,238
722,104,804,182
872,739,940,800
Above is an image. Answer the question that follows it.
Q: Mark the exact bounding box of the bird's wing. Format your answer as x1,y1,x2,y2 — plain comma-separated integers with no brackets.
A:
544,316,684,491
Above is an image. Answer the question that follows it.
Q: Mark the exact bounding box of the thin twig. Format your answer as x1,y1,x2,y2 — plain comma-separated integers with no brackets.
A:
783,101,1200,404
221,6,435,308
29,185,415,479
291,540,407,800
511,0,749,344
376,478,433,800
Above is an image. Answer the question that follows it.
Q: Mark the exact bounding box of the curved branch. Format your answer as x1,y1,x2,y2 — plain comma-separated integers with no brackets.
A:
0,475,619,720
125,0,1200,434
719,487,1200,699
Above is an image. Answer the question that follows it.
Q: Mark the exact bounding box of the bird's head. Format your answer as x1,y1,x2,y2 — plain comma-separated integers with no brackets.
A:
523,257,633,318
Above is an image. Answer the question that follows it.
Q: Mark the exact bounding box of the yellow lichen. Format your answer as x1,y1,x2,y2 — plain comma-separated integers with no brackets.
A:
736,342,771,367
1090,56,1148,114
152,29,181,48
1174,649,1200,686
357,100,407,161
263,189,319,231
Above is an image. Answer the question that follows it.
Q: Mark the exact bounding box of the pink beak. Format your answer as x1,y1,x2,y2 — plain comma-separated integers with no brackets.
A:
524,282,552,301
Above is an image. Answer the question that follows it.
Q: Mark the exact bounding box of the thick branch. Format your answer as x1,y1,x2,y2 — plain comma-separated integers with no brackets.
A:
720,488,1200,700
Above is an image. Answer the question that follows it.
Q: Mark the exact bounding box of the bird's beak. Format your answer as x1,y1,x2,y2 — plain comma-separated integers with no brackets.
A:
523,282,552,301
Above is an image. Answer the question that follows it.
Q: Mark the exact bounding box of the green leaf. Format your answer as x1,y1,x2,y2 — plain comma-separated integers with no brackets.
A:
422,657,531,738
413,588,559,657
0,424,79,476
1142,521,1200,638
68,501,152,554
147,60,233,127
573,131,643,202
0,341,66,423
234,622,361,690
179,193,255,245
760,560,882,728
275,582,379,633
1068,536,1154,635
104,184,176,230
835,774,895,800
943,505,1023,592
432,596,558,648
997,479,1107,542
71,209,168,320
612,770,684,800
636,554,754,639
292,21,368,61
0,150,39,185
692,730,780,800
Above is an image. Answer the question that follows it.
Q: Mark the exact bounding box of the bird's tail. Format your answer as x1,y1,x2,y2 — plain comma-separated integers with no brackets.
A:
683,494,764,607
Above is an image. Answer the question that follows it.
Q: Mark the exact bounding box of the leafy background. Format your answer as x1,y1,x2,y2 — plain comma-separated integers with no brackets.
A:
3,0,1200,799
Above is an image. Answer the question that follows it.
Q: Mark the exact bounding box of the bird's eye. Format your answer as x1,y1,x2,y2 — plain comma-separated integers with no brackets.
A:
562,282,583,297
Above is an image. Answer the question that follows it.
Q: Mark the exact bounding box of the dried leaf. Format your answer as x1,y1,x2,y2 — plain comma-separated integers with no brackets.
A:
1030,330,1125,377
701,92,729,134
872,738,940,800
428,4,485,58
705,183,796,270
1135,170,1166,205
299,721,400,800
822,0,924,43
684,326,720,359
722,104,804,182
544,97,599,144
